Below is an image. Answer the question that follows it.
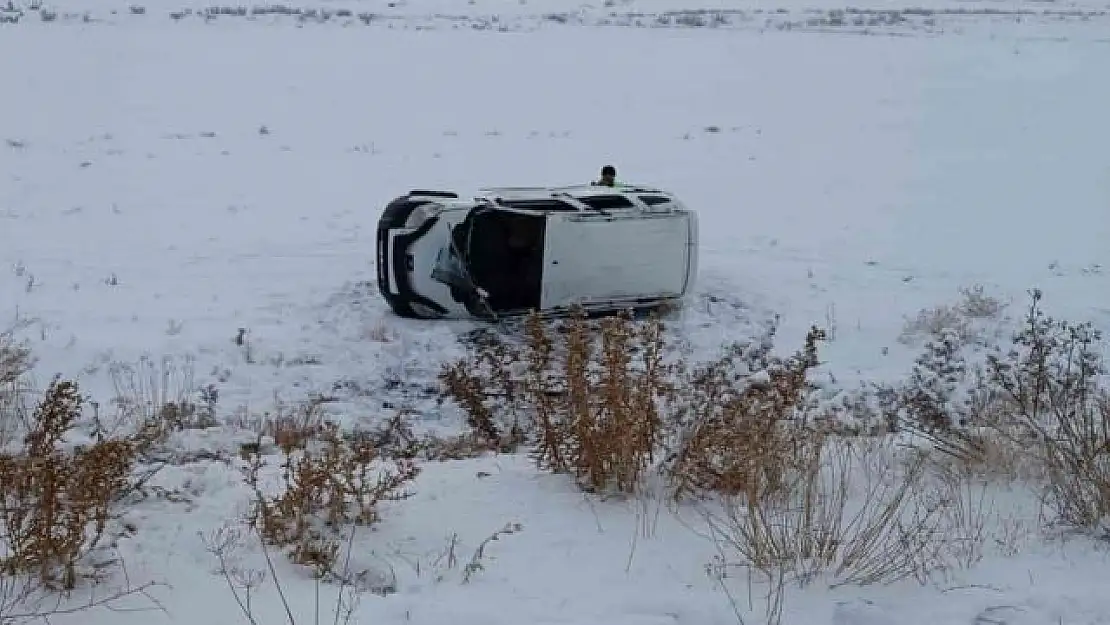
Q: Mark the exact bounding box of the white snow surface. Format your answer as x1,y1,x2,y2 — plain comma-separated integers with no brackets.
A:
2,3,1110,625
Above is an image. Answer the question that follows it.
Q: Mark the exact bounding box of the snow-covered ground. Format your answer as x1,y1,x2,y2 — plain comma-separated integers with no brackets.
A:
2,2,1110,624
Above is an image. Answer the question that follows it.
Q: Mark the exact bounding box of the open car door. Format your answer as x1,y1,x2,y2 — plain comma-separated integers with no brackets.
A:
433,206,547,317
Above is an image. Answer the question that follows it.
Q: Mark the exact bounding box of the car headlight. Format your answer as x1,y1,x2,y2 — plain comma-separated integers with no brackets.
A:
404,203,443,228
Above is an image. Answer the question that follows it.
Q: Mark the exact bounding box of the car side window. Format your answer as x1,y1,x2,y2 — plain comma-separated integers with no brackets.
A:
638,195,671,207
576,195,635,211
499,199,578,212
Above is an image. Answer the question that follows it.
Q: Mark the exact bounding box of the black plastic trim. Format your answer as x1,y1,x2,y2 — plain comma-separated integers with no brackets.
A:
408,189,458,199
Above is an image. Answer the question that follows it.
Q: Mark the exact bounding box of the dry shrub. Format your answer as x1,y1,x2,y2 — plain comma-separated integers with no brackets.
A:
418,431,499,461
441,309,673,494
704,432,998,625
667,325,826,501
0,334,34,446
899,305,974,347
439,329,527,449
0,378,138,590
0,333,32,389
0,348,166,623
206,412,424,625
982,289,1110,530
246,396,333,454
242,421,419,576
353,410,496,462
707,434,945,587
928,425,1039,483
107,355,217,452
878,288,1110,531
898,284,1006,347
526,311,671,494
442,312,833,498
957,284,1008,319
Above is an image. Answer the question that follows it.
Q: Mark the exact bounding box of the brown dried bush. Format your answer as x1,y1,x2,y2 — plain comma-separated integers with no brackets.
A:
440,312,836,499
441,309,673,494
666,325,827,501
242,421,420,576
440,330,526,450
526,310,672,493
0,378,138,590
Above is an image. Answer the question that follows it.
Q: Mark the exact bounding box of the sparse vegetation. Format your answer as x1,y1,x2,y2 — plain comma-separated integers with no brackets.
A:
0,341,163,623
439,289,1110,623
1,283,1107,625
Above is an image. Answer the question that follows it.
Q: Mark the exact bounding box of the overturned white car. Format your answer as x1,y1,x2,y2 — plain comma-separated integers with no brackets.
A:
375,184,699,320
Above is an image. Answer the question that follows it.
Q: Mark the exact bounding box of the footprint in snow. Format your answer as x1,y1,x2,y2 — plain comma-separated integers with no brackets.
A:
832,599,895,625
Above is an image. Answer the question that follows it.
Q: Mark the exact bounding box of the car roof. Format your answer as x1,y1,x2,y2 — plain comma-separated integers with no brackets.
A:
403,184,682,214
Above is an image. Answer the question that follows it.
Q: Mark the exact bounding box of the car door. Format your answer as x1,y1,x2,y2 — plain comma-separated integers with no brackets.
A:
540,210,691,310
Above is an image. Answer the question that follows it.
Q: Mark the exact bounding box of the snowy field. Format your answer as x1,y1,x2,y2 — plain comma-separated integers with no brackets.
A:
2,0,1110,624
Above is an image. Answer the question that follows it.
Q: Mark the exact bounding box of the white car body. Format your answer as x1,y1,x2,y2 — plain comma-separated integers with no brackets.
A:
376,183,699,320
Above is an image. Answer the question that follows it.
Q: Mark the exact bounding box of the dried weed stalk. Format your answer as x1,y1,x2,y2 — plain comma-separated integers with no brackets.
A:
704,433,955,625
203,524,365,625
108,355,217,453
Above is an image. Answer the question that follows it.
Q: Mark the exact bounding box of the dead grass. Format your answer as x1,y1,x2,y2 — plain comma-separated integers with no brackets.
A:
203,523,368,625
891,289,1110,530
106,355,219,453
706,436,939,582
700,430,1023,625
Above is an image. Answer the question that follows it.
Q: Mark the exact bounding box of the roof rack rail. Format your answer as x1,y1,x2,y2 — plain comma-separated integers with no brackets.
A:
408,190,459,199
